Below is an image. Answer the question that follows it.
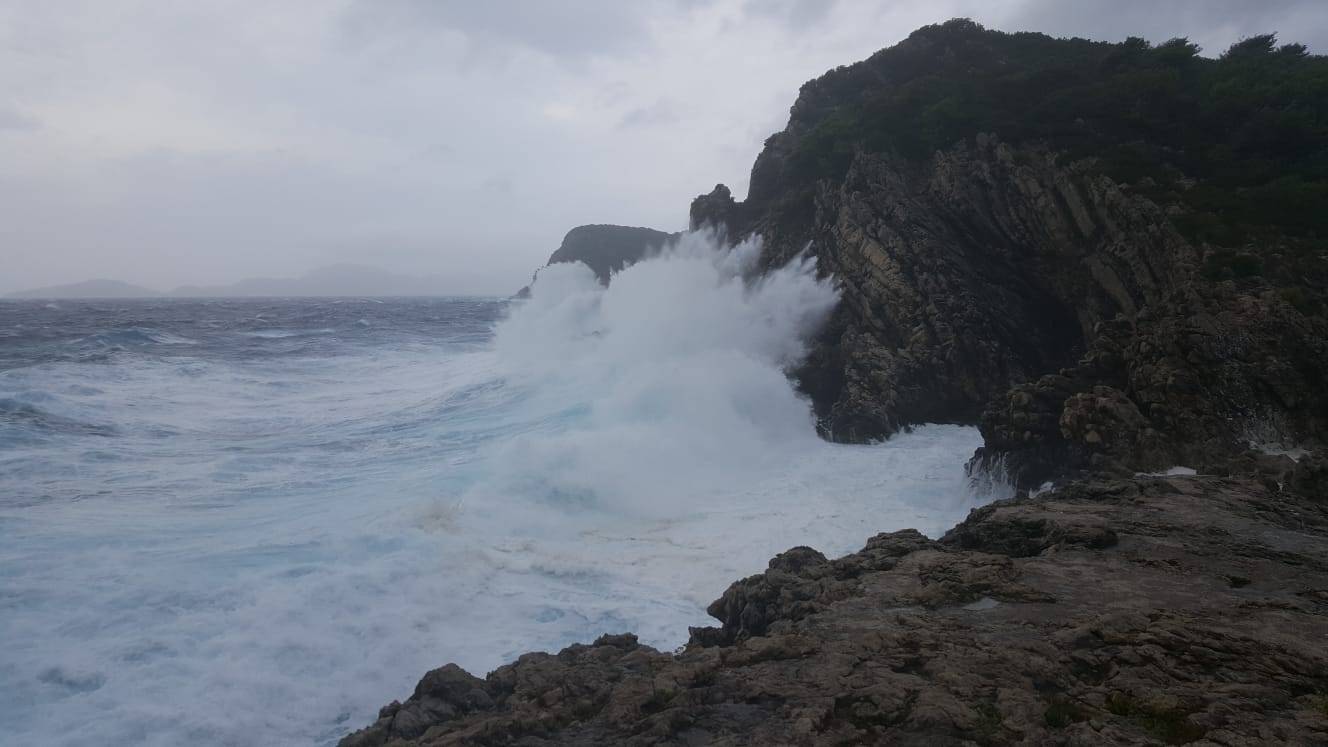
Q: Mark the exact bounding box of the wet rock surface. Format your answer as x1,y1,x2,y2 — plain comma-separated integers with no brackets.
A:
341,470,1328,746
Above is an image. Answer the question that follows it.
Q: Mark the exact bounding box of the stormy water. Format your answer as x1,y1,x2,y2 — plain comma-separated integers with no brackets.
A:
0,234,1008,745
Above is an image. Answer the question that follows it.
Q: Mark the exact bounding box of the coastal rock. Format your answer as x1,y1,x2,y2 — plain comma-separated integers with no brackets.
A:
686,22,1328,485
979,286,1328,486
697,137,1201,445
700,134,1327,476
694,533,936,647
340,473,1328,746
517,225,680,296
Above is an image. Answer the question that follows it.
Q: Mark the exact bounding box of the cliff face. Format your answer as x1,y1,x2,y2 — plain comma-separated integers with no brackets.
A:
691,20,1328,486
697,135,1327,484
703,139,1199,443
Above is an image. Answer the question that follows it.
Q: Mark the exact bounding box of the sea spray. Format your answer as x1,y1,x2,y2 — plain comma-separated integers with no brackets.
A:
1,289,1005,747
473,231,839,517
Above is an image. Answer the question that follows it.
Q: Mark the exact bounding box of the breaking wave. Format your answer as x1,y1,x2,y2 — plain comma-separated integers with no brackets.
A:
475,232,839,517
0,237,1006,746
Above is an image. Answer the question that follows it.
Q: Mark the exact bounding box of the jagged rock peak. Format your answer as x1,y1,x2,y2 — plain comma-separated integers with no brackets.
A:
688,183,739,234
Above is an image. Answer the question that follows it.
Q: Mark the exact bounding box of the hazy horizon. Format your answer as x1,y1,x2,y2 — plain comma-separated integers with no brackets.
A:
4,0,1325,296
3,262,509,298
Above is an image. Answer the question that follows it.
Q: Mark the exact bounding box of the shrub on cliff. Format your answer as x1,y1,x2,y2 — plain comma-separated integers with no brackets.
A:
785,20,1328,252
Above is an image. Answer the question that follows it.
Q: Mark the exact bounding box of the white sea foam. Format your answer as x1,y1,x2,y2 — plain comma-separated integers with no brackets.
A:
0,234,1009,746
476,232,838,518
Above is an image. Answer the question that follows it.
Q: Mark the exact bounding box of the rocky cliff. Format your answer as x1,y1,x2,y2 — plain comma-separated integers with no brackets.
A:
343,21,1328,746
691,20,1328,488
696,134,1327,486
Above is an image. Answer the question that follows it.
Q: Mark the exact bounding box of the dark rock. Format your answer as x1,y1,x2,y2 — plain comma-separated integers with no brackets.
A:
707,132,1328,477
681,26,1328,481
688,184,742,237
514,224,680,298
545,225,680,285
942,500,1119,558
1290,451,1328,500
340,664,494,745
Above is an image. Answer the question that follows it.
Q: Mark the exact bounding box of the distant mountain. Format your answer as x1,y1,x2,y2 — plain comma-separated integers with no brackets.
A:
6,279,162,299
9,265,460,300
172,264,451,297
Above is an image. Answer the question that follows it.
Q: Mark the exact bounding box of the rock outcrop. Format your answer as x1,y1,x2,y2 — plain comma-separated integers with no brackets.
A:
711,139,1201,444
341,469,1328,746
688,21,1328,488
978,285,1328,486
517,225,679,297
696,134,1327,475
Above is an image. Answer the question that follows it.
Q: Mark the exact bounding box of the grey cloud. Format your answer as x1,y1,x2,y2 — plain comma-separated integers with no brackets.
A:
620,99,680,128
742,0,840,29
341,0,690,60
3,0,1327,295
0,104,39,131
481,174,516,194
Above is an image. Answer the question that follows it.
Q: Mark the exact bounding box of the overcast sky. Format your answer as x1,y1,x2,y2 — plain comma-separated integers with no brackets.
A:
2,0,1324,295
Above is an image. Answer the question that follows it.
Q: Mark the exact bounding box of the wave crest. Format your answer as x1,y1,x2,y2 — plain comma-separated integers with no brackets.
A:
475,231,839,517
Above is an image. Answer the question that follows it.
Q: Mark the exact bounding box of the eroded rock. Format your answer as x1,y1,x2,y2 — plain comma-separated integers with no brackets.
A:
340,474,1328,746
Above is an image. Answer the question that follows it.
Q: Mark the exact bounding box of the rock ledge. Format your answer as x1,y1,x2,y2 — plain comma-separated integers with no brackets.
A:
342,467,1328,746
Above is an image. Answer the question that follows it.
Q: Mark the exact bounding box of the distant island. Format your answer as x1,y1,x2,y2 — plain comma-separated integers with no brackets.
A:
171,264,454,298
6,264,461,299
5,279,162,299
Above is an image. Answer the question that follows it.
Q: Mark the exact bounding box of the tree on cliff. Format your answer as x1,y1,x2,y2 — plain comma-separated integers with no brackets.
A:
783,20,1328,255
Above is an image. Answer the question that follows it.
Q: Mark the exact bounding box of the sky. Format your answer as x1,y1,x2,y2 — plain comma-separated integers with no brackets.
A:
2,0,1325,295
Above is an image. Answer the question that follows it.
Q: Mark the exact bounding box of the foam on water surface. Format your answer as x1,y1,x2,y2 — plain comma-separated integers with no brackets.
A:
0,236,1008,746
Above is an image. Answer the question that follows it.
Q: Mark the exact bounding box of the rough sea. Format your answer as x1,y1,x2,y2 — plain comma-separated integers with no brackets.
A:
0,235,1009,745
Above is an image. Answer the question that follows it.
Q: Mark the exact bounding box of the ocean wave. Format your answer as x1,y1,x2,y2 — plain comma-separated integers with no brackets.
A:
71,327,197,349
475,231,839,517
0,278,1007,746
242,328,336,339
0,396,117,438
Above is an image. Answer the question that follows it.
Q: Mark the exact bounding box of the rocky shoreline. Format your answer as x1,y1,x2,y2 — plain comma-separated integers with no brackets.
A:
341,21,1328,745
342,463,1328,745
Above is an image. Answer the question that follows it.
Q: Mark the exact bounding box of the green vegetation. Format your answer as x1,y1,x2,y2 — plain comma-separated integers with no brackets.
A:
784,19,1328,250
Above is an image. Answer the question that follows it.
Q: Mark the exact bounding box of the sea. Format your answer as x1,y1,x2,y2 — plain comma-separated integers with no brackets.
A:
0,234,1009,745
